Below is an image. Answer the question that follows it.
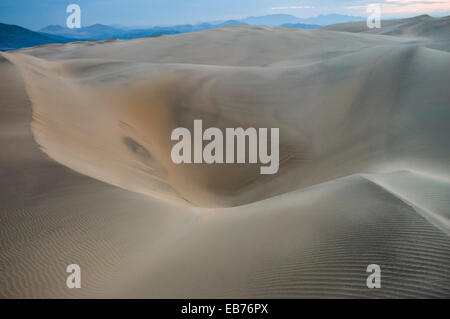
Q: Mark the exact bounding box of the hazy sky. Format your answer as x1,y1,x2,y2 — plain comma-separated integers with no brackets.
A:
1,0,449,30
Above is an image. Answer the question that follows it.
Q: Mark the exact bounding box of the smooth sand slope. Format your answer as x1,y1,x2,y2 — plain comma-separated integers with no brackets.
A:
325,15,450,38
1,17,449,297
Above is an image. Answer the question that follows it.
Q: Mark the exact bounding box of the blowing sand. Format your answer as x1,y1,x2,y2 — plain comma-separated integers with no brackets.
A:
1,16,449,298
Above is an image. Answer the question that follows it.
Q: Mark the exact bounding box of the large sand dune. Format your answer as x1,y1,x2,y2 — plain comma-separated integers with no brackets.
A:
325,15,450,39
1,17,449,297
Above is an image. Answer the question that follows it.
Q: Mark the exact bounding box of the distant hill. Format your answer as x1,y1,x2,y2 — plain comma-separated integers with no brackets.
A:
241,14,364,27
38,14,367,42
241,14,302,26
0,23,74,51
215,20,248,27
281,23,321,29
2,13,370,50
39,20,249,41
298,14,366,26
40,24,126,40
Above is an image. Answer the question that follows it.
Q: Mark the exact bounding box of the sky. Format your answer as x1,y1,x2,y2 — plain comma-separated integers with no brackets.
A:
0,0,449,30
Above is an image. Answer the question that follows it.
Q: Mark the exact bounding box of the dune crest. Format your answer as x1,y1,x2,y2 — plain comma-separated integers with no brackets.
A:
3,26,450,207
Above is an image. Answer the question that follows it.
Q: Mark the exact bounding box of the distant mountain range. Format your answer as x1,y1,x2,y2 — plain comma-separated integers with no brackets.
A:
0,23,75,51
37,20,254,41
281,23,323,29
36,15,331,42
240,14,365,26
296,14,366,25
1,14,366,51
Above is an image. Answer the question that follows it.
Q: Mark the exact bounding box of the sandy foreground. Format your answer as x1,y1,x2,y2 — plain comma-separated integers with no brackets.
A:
1,16,449,298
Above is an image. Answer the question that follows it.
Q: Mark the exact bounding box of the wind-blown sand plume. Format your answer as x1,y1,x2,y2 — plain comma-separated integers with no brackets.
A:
1,16,450,298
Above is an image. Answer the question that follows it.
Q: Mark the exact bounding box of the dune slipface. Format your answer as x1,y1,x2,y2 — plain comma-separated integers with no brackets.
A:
1,17,450,298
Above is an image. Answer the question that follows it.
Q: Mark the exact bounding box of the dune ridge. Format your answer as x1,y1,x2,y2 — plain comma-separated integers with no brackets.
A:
325,15,450,38
3,27,450,207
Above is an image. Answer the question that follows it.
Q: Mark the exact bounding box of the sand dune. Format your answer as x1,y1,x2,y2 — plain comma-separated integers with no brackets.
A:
116,173,450,298
4,29,450,207
325,15,450,39
325,15,450,53
1,16,449,298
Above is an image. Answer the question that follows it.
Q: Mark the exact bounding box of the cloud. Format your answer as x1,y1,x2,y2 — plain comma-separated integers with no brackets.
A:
348,0,450,14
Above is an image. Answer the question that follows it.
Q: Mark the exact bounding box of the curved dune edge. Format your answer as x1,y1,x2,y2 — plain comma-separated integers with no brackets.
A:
104,173,450,298
2,26,450,207
362,171,450,235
